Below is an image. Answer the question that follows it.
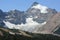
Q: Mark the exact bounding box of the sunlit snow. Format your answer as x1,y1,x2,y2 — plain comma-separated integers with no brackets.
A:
32,4,48,13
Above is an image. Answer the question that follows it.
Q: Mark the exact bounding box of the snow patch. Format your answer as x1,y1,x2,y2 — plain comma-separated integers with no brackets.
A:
41,21,46,25
32,4,48,13
34,16,38,18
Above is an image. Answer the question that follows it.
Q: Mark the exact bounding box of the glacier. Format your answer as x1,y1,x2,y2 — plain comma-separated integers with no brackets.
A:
3,17,46,32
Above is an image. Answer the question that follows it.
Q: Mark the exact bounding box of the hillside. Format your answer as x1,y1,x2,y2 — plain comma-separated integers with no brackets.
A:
0,28,60,40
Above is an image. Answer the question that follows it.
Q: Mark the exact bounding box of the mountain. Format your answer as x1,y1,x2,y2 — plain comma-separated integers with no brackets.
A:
35,13,60,34
0,2,58,33
5,9,26,24
0,9,7,26
26,2,57,23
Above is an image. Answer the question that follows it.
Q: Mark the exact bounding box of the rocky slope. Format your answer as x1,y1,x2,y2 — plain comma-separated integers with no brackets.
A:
35,13,60,34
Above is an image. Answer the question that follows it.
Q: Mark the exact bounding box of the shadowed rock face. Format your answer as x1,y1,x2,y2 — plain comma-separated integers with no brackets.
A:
36,13,60,34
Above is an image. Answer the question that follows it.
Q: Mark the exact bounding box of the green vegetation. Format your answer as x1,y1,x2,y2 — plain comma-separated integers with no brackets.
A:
0,28,60,40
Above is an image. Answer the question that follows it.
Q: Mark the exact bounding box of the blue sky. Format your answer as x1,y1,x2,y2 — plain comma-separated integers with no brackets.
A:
0,0,60,12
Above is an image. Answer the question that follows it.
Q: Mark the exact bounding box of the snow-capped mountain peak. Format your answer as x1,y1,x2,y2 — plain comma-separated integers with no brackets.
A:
0,2,57,33
31,2,48,13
